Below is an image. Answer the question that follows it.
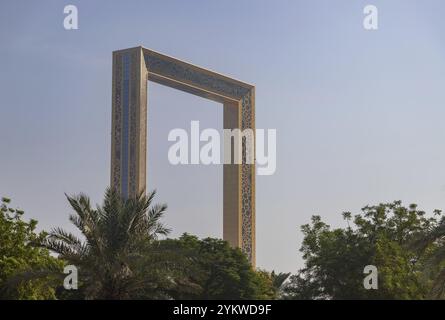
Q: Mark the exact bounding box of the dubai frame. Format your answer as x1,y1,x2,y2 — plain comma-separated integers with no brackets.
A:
110,46,255,265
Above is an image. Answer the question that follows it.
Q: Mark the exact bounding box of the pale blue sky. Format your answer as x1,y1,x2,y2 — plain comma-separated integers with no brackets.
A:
1,0,445,272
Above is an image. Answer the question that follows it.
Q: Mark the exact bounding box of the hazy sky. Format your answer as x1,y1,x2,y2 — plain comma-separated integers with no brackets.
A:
1,0,445,272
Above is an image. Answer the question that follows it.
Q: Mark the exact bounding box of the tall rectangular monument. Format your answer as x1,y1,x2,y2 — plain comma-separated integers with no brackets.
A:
110,46,256,265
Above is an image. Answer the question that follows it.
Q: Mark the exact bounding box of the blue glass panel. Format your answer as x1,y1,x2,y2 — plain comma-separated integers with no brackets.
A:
121,53,130,199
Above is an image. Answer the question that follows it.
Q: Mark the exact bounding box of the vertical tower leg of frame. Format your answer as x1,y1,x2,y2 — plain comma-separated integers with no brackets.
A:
111,47,148,198
223,101,242,250
224,96,256,267
240,90,255,267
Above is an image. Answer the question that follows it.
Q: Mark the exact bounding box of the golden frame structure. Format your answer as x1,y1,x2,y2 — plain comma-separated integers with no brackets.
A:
110,46,255,264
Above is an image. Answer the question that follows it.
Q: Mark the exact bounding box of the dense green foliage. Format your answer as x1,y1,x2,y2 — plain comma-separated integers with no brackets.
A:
37,189,273,299
283,201,443,299
0,197,62,299
4,191,445,300
155,234,277,299
410,213,445,298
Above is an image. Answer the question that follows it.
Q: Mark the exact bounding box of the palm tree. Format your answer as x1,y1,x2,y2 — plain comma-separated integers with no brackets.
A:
41,187,170,299
411,216,445,299
269,271,290,298
271,271,290,291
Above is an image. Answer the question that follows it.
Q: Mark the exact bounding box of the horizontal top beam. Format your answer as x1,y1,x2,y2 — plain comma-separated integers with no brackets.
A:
113,46,254,104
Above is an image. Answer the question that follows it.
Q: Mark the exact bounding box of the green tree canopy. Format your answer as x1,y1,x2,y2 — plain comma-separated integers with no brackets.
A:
0,197,62,299
283,201,441,300
410,213,445,298
156,233,276,299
